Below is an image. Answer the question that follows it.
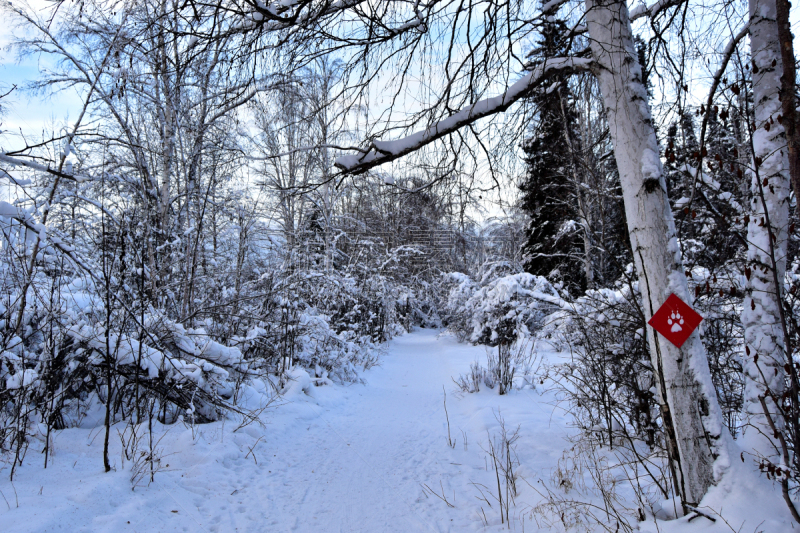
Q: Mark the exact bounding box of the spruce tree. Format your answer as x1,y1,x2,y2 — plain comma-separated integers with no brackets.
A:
665,108,744,270
519,17,585,295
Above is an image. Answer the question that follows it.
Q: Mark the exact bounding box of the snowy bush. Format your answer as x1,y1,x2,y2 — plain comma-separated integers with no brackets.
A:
548,281,659,449
442,263,562,345
444,264,559,393
0,228,425,477
683,264,745,436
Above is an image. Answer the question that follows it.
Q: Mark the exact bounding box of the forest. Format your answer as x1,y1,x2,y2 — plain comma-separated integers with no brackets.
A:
0,0,799,530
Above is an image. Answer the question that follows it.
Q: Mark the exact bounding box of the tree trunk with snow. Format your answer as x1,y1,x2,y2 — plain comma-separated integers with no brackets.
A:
742,0,791,458
157,0,174,244
585,0,729,507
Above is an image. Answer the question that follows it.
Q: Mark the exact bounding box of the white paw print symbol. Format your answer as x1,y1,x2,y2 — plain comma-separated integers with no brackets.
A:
668,310,684,332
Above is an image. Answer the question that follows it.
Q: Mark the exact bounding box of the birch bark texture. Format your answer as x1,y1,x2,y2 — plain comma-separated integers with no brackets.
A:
585,0,730,507
743,0,791,457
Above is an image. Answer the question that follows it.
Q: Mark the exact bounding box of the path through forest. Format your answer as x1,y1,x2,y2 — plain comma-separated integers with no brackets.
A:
0,330,571,532
231,329,567,533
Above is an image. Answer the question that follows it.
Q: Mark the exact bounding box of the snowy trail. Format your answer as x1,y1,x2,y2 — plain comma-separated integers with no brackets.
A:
0,330,571,532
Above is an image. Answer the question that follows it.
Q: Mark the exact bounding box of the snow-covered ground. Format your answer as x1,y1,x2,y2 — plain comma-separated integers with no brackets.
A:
0,329,795,532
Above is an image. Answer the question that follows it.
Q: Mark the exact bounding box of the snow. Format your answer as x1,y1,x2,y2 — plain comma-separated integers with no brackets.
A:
0,154,89,183
0,201,18,218
4,367,38,390
673,196,691,209
196,338,242,367
281,366,314,396
540,0,568,14
0,330,796,532
640,147,662,184
0,331,572,532
630,0,681,21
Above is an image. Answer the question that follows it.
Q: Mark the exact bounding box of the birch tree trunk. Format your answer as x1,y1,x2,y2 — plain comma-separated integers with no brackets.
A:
585,0,730,508
742,0,791,458
156,1,175,301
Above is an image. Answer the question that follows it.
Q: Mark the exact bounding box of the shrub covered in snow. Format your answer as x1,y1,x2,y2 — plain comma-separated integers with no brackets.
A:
0,228,440,476
442,262,562,345
443,263,561,393
548,282,658,448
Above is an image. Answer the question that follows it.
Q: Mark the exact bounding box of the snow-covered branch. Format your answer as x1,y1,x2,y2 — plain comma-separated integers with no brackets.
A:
540,0,570,14
246,144,365,161
334,57,594,174
629,0,684,21
0,153,90,183
233,0,366,33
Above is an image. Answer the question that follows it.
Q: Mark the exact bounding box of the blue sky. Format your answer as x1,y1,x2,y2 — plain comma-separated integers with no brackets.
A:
0,59,86,143
1,0,87,147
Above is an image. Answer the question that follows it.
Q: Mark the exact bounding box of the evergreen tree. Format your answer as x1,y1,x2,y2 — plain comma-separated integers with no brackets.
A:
594,153,631,286
665,108,745,270
519,17,585,295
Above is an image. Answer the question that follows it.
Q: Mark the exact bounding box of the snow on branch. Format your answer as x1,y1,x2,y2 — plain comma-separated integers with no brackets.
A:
235,0,428,42
629,0,684,21
540,0,570,14
234,0,366,33
66,321,243,397
0,153,91,183
334,57,593,174
247,144,366,161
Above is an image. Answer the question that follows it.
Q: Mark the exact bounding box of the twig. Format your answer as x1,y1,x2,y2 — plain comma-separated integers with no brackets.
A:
421,482,455,508
0,488,10,511
686,506,716,523
245,436,264,464
443,386,455,448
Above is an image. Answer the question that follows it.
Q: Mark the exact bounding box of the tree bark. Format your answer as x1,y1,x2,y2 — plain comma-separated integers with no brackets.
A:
742,0,792,459
585,0,729,508
775,0,800,218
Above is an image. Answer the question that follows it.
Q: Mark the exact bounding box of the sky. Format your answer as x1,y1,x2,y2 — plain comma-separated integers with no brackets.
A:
0,0,88,151
1,0,799,210
4,0,798,139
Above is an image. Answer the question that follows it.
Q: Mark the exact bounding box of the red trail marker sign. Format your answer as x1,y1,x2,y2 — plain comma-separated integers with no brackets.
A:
647,293,703,348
